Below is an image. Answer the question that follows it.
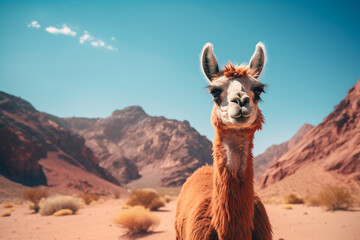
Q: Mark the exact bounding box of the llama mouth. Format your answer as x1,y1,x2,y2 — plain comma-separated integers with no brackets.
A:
232,115,249,122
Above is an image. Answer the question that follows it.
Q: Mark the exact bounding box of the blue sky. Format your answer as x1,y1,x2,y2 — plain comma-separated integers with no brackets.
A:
1,0,359,155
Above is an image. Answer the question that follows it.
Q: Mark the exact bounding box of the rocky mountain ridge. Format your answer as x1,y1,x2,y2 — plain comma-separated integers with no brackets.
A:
61,106,213,187
0,91,122,194
254,123,314,178
257,79,360,197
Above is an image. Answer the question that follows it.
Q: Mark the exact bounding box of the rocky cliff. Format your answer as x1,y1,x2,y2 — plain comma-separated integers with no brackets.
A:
62,106,213,187
0,92,121,194
258,79,360,197
254,124,314,178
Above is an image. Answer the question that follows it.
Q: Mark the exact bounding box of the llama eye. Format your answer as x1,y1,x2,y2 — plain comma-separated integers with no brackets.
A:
252,86,264,101
210,88,222,98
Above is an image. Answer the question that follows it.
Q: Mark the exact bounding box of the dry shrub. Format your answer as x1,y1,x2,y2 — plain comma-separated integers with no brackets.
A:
23,187,48,212
90,199,104,205
283,193,304,204
159,193,172,203
78,193,100,205
281,204,293,210
304,195,322,206
126,188,165,211
114,192,121,199
39,195,81,216
2,203,14,208
1,208,13,217
53,209,73,216
113,206,160,234
317,185,353,211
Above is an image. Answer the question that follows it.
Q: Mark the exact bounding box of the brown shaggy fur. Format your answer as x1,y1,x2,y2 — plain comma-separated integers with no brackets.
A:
175,105,272,239
213,62,254,81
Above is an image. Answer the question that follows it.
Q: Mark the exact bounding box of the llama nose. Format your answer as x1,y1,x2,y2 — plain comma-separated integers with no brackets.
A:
230,95,250,107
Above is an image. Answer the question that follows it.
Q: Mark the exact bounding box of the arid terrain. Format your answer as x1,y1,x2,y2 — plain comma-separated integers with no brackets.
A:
1,79,359,240
256,79,360,199
1,198,359,240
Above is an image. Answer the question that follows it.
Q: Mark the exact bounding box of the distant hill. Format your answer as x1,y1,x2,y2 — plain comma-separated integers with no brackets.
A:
257,79,360,198
0,92,123,195
254,124,314,179
61,106,213,187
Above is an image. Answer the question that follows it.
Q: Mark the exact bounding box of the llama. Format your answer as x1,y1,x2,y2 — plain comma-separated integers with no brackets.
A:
175,43,272,240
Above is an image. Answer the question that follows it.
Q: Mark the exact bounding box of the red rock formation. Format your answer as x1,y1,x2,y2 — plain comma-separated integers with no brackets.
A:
62,106,213,187
254,124,314,179
0,91,121,194
258,79,360,193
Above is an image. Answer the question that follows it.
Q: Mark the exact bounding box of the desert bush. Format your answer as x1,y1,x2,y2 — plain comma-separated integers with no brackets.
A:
114,192,121,199
281,204,293,210
78,193,100,205
317,185,353,211
23,187,48,212
113,206,160,234
53,209,73,216
1,208,13,217
304,195,322,206
283,193,304,204
126,188,165,211
159,193,172,203
2,203,14,208
39,195,81,216
90,199,104,205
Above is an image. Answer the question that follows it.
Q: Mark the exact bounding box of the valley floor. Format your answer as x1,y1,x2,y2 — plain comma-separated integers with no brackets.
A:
1,198,359,240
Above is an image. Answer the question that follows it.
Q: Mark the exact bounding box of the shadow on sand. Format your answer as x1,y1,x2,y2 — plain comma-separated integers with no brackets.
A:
119,231,165,239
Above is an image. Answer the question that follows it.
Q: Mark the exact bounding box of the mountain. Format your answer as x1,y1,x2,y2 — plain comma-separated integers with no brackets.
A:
61,106,213,187
254,124,314,178
0,92,122,194
258,79,360,198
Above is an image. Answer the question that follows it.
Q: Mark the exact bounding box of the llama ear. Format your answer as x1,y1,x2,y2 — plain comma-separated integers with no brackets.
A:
201,43,219,82
249,42,266,79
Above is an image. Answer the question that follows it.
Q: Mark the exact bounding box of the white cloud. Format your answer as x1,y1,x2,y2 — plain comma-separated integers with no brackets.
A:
30,22,117,51
91,40,105,47
79,32,117,51
28,20,40,29
45,25,76,37
90,39,117,51
79,31,94,44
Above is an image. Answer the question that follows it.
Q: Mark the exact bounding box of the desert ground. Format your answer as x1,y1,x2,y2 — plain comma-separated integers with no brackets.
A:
1,197,359,240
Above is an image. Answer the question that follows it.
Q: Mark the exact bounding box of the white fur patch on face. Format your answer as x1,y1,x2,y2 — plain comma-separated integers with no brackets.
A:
212,76,260,129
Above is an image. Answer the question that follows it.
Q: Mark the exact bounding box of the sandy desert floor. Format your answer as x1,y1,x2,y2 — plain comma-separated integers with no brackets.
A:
1,199,359,240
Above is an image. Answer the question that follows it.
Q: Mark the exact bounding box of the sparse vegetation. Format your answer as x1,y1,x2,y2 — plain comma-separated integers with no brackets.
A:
2,203,14,208
53,209,74,216
304,195,322,206
113,206,160,235
283,193,304,204
23,187,48,212
281,204,293,210
114,192,121,199
90,199,104,205
78,193,101,205
159,193,172,203
39,195,81,216
126,188,165,211
1,208,13,217
317,185,354,211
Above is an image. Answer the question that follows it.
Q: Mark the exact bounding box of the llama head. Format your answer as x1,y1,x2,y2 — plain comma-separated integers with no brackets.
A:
201,42,266,131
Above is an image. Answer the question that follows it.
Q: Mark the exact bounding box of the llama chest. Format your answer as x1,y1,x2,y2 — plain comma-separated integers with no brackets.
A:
223,136,249,176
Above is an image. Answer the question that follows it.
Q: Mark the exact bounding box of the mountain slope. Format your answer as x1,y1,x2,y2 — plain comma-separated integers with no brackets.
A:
0,91,122,194
62,106,213,187
254,124,314,178
258,79,360,197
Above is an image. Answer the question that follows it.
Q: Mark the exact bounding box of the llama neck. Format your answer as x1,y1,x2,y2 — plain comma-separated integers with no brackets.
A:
211,128,255,240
